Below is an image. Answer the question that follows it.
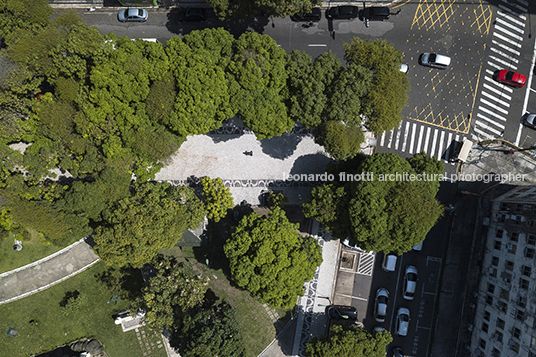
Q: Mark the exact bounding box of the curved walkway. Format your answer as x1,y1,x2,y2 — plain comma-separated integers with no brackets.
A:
0,237,100,305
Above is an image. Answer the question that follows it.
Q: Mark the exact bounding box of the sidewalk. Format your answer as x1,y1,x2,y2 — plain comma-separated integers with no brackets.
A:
0,237,100,305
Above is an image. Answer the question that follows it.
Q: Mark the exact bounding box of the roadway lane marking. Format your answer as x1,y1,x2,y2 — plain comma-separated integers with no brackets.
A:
474,127,493,138
475,119,504,135
480,98,509,114
401,121,410,152
426,256,442,264
484,74,514,93
387,128,395,148
492,39,521,56
416,125,424,154
488,54,518,70
494,26,524,42
479,105,508,121
307,44,327,47
490,46,519,63
445,132,453,161
423,127,431,155
394,121,402,150
476,113,506,129
500,0,527,13
438,130,445,160
380,132,386,146
481,91,511,108
515,0,529,6
486,61,502,71
495,17,524,34
498,4,526,20
483,83,512,100
492,31,523,47
337,293,367,301
409,123,417,155
430,128,438,158
497,10,525,27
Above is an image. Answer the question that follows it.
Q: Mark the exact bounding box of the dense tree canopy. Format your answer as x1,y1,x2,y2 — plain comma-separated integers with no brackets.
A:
224,206,322,308
200,177,234,222
93,182,206,267
206,0,318,19
306,325,392,357
303,153,444,253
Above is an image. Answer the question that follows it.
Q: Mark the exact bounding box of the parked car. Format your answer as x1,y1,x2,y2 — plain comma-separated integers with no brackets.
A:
327,305,358,321
118,8,148,22
326,6,359,20
403,266,418,300
374,288,389,322
419,52,451,69
362,6,390,21
291,8,322,22
400,63,409,74
374,326,386,334
395,307,410,336
412,241,423,251
522,113,536,130
179,7,207,21
392,347,404,357
493,69,527,88
382,254,397,272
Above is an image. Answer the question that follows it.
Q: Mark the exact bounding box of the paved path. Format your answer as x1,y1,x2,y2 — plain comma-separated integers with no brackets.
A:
0,237,100,305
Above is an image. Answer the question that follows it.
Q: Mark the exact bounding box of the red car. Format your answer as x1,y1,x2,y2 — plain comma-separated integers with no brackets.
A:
494,69,527,88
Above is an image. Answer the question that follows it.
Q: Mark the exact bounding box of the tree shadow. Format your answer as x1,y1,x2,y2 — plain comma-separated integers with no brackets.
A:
59,290,80,308
95,265,145,301
207,117,247,144
259,133,305,160
288,153,335,178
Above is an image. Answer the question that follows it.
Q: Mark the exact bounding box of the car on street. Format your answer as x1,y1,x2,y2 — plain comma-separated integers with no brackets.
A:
179,7,207,21
374,288,389,322
382,254,397,272
522,113,536,130
400,63,409,74
412,241,423,251
493,69,527,88
419,52,451,69
361,6,390,21
403,266,418,300
326,6,359,20
118,8,148,22
327,305,358,321
395,307,410,336
392,347,404,357
291,8,322,22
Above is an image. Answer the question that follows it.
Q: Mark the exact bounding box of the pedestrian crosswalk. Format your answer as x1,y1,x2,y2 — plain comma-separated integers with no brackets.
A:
379,121,465,163
473,0,527,141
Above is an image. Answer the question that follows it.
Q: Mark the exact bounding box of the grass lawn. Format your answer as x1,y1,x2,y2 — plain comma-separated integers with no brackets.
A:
0,262,164,357
161,245,281,357
0,232,77,274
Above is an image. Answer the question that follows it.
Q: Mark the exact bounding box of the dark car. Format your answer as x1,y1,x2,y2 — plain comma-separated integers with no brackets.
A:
362,6,390,21
326,6,359,20
493,69,527,88
392,347,404,357
327,305,358,321
179,7,207,21
291,8,321,22
522,113,536,130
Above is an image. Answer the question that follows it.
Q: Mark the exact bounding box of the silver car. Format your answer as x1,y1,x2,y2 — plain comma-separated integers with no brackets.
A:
522,113,536,130
118,8,148,22
374,288,389,322
420,52,451,69
395,307,410,336
403,266,418,300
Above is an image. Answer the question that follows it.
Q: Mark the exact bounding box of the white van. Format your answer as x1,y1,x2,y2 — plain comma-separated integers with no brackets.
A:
382,254,397,272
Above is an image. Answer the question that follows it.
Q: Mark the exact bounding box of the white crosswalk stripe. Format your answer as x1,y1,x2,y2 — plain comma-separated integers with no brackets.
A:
471,1,527,140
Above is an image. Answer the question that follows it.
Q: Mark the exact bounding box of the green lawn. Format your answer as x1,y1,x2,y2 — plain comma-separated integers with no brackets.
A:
161,246,280,357
0,262,163,357
0,232,77,274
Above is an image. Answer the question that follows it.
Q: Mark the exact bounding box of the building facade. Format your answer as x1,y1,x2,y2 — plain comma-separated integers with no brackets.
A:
471,186,536,357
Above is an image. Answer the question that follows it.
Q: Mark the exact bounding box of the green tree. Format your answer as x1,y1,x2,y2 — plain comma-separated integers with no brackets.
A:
206,0,317,19
344,38,410,133
304,153,443,253
141,256,208,331
228,32,293,139
305,325,392,357
314,120,365,160
224,206,322,308
0,0,52,37
200,177,233,222
171,300,245,357
93,182,206,267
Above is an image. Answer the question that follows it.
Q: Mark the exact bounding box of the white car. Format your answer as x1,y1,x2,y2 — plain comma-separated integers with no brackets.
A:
412,241,423,251
118,8,148,22
419,52,451,69
403,266,418,300
395,307,410,336
374,288,389,322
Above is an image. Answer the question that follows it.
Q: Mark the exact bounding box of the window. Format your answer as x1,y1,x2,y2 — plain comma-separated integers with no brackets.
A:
484,310,491,321
528,220,534,227
492,256,499,266
517,296,527,308
495,240,502,250
482,322,489,333
507,244,516,254
495,330,503,343
510,232,519,242
500,202,508,211
509,340,520,353
506,260,514,271
480,338,486,349
486,295,494,306
512,327,521,340
496,229,504,238
498,301,508,313
516,309,526,321
525,247,535,258
520,278,529,290
528,234,536,245
492,347,500,357
496,318,505,329
488,283,496,294
500,288,509,300
522,265,532,277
